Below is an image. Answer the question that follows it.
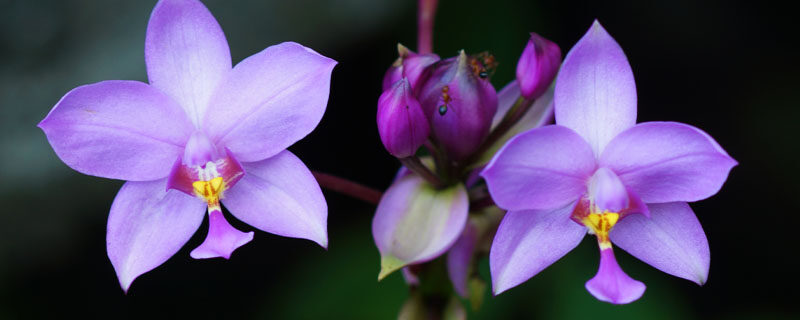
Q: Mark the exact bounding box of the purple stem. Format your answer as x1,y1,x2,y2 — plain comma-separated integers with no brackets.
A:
399,156,445,189
312,171,383,205
417,0,438,54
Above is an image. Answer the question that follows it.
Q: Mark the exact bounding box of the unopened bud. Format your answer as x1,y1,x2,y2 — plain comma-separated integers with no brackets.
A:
516,32,561,99
416,50,498,161
377,78,430,158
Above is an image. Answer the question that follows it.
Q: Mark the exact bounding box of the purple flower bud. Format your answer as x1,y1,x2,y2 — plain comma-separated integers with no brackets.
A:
382,44,440,91
377,78,430,158
416,50,498,161
516,32,561,99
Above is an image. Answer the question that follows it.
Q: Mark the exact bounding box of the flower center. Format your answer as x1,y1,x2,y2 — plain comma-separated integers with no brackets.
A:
193,176,225,208
582,211,619,249
167,131,244,202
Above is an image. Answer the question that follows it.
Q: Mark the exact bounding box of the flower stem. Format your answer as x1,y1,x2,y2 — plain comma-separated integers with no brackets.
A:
400,156,445,189
467,96,533,165
312,171,383,205
417,0,438,54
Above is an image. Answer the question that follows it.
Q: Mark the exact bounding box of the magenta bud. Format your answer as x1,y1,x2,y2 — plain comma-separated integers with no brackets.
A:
377,78,430,158
516,32,562,99
382,44,440,91
416,50,498,161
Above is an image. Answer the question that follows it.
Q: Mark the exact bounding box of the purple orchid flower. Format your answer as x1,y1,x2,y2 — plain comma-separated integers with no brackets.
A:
38,0,336,291
481,20,736,304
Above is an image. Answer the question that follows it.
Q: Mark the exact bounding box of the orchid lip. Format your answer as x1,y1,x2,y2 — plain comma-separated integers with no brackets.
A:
168,146,245,202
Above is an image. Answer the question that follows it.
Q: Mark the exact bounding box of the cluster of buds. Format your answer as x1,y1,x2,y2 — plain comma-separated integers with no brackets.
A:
374,2,734,317
377,36,560,166
372,0,563,316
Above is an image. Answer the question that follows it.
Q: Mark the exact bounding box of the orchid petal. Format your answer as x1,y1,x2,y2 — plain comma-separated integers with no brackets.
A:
623,187,650,218
491,204,586,294
585,248,646,304
482,125,596,211
447,222,478,298
107,179,206,292
490,80,554,130
222,150,328,248
38,81,193,181
145,0,231,126
555,20,637,156
475,81,554,166
600,122,737,203
204,42,337,162
611,202,710,284
372,175,468,280
189,209,254,260
588,167,629,213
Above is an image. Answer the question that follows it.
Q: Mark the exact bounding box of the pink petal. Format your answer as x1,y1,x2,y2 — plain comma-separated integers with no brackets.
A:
600,121,737,203
611,202,710,284
481,125,596,211
401,267,420,286
554,20,637,156
203,42,337,162
490,80,554,130
491,204,586,294
189,209,254,260
145,0,231,126
38,80,193,181
107,179,206,292
447,222,478,297
585,248,646,304
222,150,328,248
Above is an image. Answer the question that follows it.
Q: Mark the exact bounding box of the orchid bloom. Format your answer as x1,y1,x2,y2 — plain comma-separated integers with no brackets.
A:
481,21,736,304
38,0,336,291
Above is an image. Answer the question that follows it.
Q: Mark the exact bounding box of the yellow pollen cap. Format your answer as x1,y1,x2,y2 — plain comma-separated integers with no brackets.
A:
192,177,225,206
583,212,619,243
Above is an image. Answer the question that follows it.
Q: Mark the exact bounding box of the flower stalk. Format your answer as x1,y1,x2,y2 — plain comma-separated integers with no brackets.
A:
399,156,444,189
417,0,438,54
312,171,383,205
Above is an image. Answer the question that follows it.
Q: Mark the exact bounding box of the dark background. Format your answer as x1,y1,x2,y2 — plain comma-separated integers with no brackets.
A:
0,0,796,318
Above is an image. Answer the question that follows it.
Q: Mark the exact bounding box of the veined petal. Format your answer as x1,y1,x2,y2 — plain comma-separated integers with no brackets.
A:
600,122,737,203
611,202,710,285
555,20,637,156
38,81,193,181
481,125,596,211
372,175,468,280
107,179,206,292
204,42,337,162
585,248,646,304
491,204,586,295
447,222,478,298
222,150,328,248
145,0,231,126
